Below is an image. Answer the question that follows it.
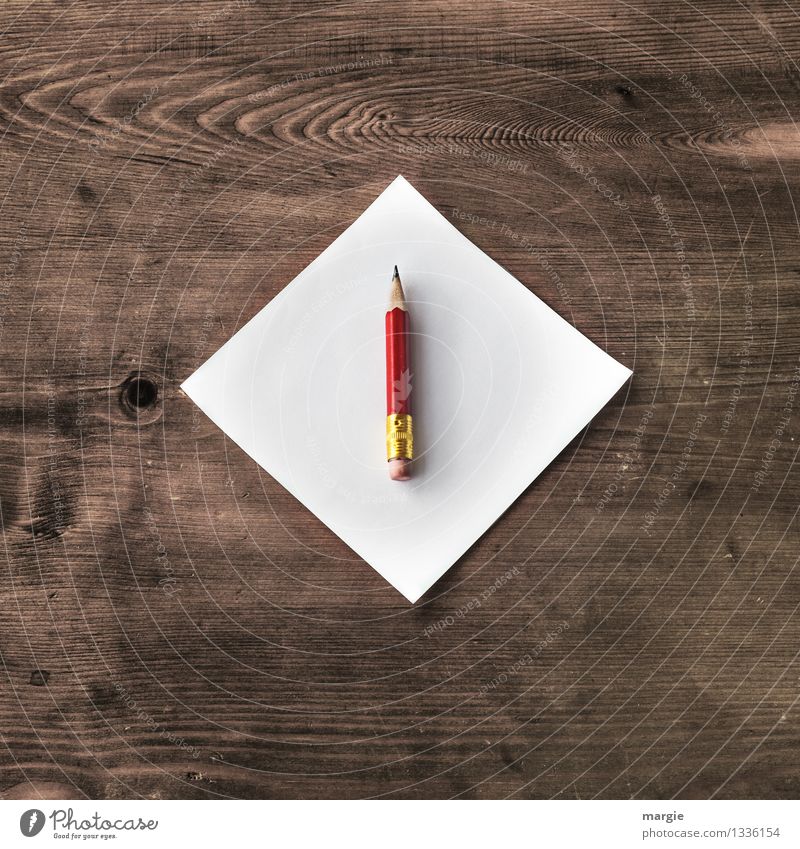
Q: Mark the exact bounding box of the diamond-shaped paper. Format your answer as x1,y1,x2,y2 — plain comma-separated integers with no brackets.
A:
181,176,631,602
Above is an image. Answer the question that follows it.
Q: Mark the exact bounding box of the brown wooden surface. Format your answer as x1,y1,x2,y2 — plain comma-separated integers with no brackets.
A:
1,0,799,800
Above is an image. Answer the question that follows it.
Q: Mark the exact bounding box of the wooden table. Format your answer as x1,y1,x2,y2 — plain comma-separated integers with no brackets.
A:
2,1,798,800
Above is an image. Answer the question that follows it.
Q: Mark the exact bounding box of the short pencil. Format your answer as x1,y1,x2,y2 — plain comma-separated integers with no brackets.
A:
385,265,413,480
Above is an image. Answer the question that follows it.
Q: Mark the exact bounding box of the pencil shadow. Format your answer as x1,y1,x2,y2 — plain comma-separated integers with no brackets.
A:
408,322,428,481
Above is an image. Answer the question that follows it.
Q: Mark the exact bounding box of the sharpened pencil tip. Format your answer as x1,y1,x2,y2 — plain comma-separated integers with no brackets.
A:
389,268,407,311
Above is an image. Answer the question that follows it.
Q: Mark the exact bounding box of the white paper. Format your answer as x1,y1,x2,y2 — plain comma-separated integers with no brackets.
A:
181,176,632,602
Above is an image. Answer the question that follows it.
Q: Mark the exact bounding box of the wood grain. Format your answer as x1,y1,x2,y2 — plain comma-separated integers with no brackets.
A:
1,0,799,800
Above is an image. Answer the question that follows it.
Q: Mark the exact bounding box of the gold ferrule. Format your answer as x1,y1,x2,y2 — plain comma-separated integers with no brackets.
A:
386,413,413,460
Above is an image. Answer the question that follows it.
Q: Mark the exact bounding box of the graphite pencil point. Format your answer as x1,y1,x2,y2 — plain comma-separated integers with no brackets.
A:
389,266,407,311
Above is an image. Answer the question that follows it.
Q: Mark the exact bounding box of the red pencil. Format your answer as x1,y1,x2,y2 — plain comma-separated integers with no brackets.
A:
386,266,413,480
